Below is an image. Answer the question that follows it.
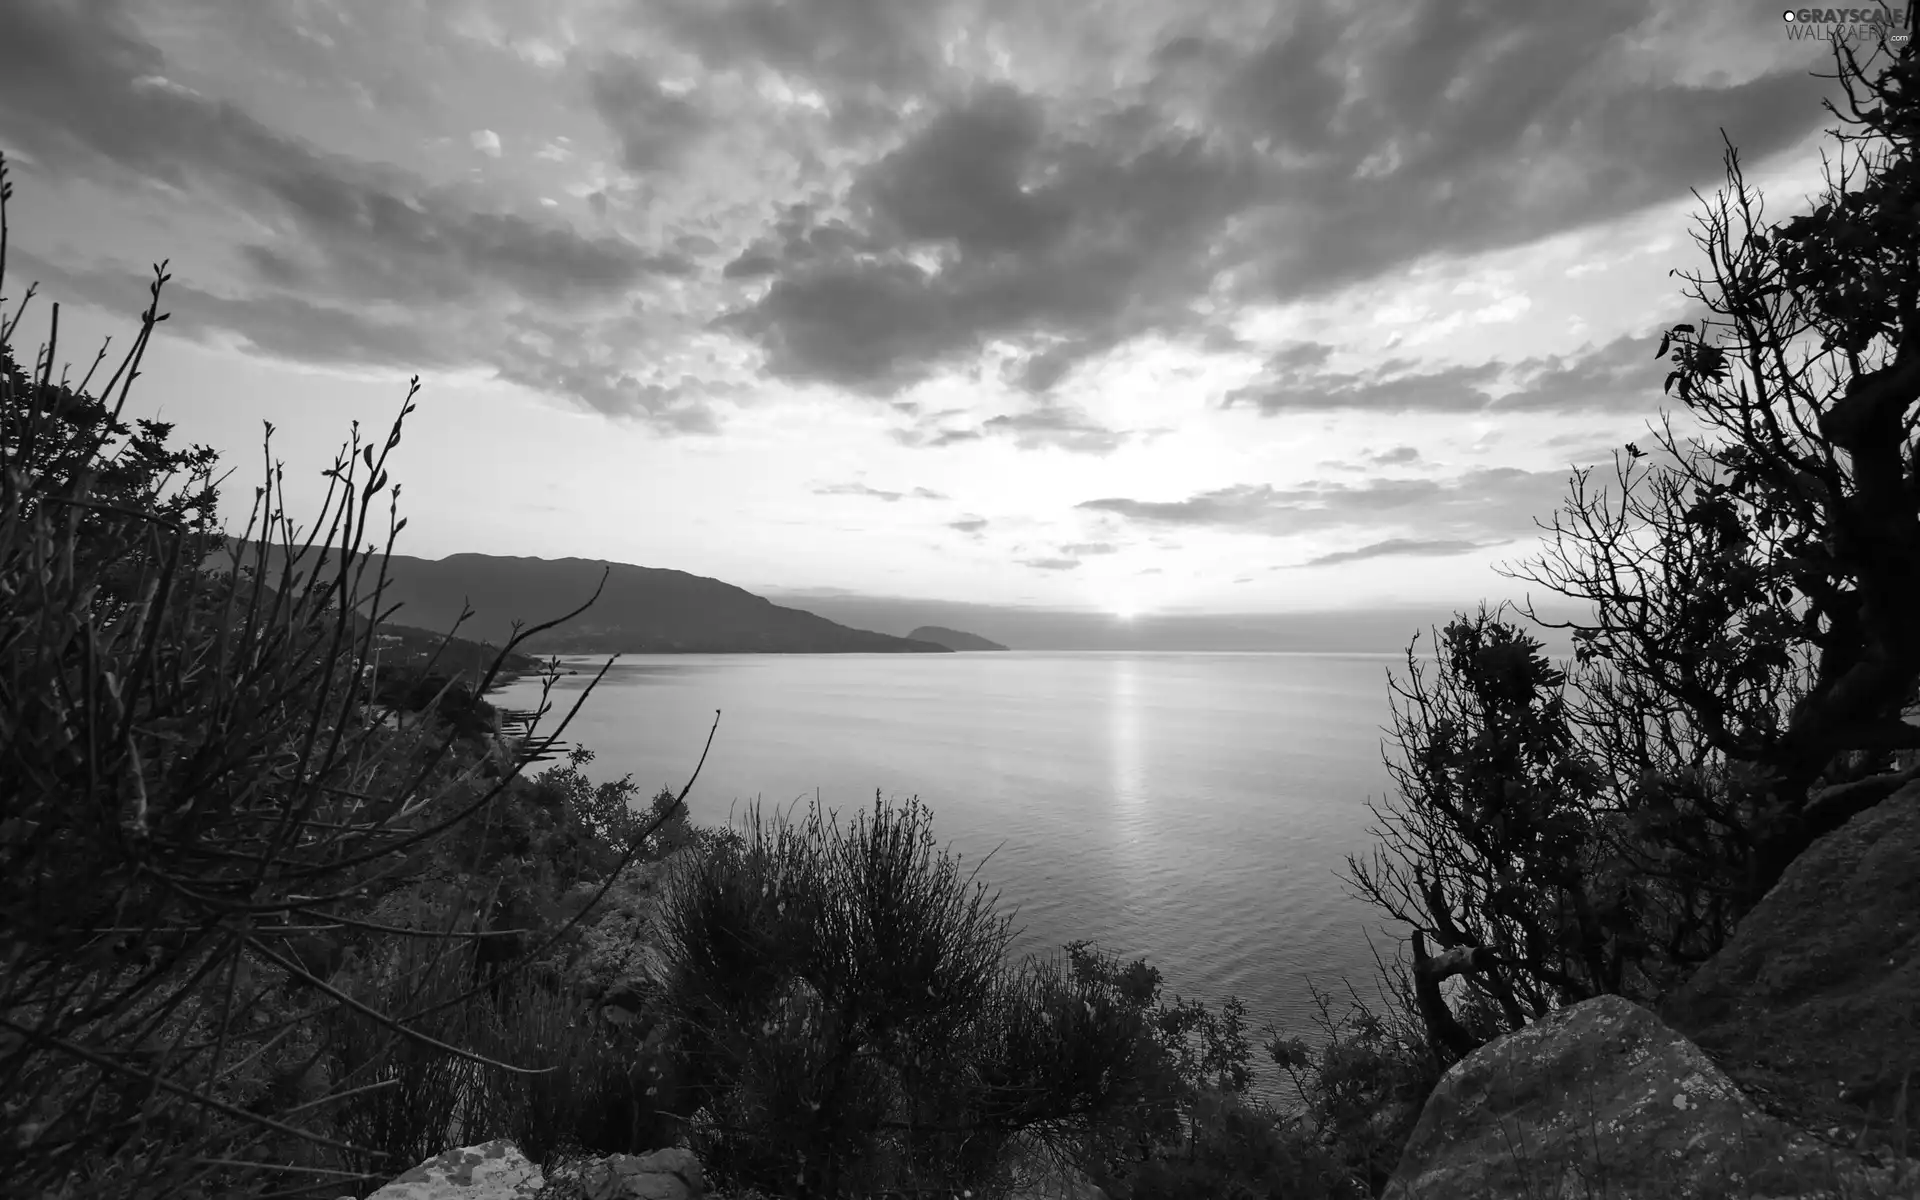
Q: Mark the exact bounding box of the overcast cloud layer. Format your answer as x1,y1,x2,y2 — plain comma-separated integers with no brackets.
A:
0,0,1856,617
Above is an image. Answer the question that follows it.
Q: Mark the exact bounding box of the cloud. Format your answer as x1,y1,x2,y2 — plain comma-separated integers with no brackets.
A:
585,57,711,173
891,425,987,449
0,0,717,431
13,247,458,373
1219,0,1831,305
1007,540,1120,571
0,8,665,307
488,355,727,434
948,516,989,534
886,398,1136,455
0,0,1841,442
978,403,1136,455
883,397,1136,453
711,0,1832,399
1304,537,1510,567
1079,465,1579,544
648,0,948,126
1226,329,1672,416
722,83,1259,394
812,481,949,501
1266,340,1336,370
1370,446,1421,466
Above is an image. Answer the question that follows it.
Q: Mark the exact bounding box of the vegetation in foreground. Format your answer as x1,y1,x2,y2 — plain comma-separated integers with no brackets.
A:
0,152,1344,1200
3,28,1916,1200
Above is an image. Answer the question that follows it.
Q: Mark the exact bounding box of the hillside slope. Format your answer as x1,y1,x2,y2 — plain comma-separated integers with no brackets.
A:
216,547,950,654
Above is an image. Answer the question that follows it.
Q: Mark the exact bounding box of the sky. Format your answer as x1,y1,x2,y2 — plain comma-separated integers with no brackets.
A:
0,0,1870,627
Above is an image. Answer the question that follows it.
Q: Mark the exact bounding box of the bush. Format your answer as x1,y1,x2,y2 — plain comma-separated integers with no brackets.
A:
655,792,1015,1195
527,746,696,861
650,789,1323,1199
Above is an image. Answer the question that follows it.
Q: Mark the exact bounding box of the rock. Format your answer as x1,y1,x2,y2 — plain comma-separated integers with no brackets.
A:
365,1139,542,1199
361,1143,708,1200
1382,995,1908,1200
540,1146,706,1200
1662,781,1920,1158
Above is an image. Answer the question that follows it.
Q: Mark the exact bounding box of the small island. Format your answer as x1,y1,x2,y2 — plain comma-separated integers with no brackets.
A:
907,625,1009,651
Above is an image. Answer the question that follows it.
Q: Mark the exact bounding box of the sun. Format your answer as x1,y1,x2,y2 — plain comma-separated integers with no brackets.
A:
1110,603,1141,621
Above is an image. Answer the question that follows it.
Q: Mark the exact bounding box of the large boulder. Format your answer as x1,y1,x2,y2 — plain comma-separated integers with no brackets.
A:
362,1139,543,1199
1662,781,1920,1158
355,1143,707,1200
1382,995,1907,1199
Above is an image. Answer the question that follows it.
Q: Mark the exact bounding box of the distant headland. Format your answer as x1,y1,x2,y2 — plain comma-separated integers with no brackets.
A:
906,625,1010,651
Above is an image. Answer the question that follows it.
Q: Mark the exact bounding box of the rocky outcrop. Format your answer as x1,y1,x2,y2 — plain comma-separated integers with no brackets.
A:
355,1143,705,1200
1662,780,1920,1157
1384,782,1920,1199
1382,995,1905,1199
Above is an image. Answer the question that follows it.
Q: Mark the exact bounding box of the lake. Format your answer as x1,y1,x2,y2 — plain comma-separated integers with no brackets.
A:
488,650,1411,1102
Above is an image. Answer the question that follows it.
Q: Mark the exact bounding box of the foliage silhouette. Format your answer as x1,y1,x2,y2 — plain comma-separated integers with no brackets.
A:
0,151,702,1198
1350,29,1920,1065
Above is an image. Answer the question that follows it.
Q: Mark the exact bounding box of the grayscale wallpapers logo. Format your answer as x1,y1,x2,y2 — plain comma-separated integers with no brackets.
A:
1782,7,1912,40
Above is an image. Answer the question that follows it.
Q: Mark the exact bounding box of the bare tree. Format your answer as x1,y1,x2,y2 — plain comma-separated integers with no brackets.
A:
1513,32,1920,922
1355,31,1920,1059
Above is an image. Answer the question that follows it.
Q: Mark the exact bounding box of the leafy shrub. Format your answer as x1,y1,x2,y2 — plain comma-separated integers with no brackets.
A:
655,792,1013,1195
651,790,1321,1199
527,746,696,861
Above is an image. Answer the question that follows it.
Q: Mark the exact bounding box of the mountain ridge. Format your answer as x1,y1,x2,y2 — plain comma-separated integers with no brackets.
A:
209,545,951,655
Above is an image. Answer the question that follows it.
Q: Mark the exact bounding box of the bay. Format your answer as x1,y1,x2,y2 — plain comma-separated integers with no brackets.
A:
488,650,1411,1102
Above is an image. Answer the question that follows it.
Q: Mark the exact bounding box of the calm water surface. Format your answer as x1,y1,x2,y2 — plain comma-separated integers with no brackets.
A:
490,651,1407,1099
